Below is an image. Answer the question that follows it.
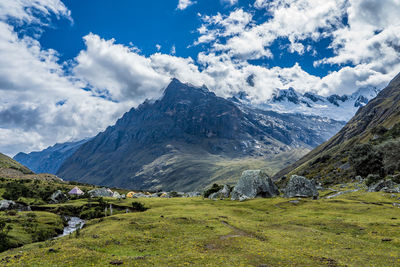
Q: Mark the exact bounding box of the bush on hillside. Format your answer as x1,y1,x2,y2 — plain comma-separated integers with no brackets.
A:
2,182,34,200
80,207,104,220
349,143,384,177
0,219,13,252
365,174,381,187
377,139,400,175
131,201,147,212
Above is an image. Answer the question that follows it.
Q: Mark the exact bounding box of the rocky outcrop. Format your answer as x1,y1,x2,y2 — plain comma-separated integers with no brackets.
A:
283,175,319,198
50,190,68,203
112,191,121,198
231,170,279,201
0,200,31,211
368,179,400,193
88,188,113,198
209,185,231,200
0,200,16,211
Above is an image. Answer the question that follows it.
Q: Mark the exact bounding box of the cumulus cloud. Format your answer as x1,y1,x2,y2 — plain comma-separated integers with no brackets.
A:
0,0,71,23
2,0,400,157
194,0,400,96
177,0,195,10
0,2,131,156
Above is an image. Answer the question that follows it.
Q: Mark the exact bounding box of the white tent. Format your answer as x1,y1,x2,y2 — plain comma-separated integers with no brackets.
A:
68,186,84,196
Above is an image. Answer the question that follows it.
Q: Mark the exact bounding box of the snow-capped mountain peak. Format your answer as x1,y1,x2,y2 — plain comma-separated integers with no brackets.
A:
234,86,380,121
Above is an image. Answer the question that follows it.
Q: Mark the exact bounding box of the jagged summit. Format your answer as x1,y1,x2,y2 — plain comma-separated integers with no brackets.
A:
55,79,344,191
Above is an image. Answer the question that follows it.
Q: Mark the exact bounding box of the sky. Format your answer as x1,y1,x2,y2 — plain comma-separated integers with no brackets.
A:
1,0,400,156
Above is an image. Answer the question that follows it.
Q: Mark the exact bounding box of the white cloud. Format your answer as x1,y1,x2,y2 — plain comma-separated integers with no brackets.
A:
2,0,400,157
194,0,400,96
0,0,71,25
171,44,176,55
177,0,195,10
221,0,238,6
73,34,169,103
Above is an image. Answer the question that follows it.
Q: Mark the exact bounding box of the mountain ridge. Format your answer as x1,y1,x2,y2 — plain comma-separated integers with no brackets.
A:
233,86,380,121
55,79,345,191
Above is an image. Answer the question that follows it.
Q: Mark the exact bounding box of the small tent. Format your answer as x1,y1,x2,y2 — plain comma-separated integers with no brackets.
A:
126,191,135,198
68,186,84,196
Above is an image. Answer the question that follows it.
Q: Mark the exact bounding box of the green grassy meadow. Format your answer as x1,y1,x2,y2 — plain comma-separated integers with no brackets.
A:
1,188,400,266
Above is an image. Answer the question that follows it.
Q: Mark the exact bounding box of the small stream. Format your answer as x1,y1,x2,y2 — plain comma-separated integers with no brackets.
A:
58,217,85,237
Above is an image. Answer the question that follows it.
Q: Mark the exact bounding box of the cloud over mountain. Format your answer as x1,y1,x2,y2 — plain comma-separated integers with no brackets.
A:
1,0,400,156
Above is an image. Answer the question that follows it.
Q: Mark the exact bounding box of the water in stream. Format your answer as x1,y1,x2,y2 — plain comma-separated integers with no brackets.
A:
58,217,85,237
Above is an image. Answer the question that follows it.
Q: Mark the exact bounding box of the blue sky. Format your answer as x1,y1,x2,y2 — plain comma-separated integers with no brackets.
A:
1,0,400,156
39,0,336,77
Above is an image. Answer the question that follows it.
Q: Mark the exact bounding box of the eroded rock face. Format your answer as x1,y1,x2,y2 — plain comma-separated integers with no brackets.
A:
368,179,400,193
50,190,68,204
283,175,319,198
231,170,279,201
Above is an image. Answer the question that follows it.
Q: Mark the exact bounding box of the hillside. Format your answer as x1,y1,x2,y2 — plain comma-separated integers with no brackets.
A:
57,79,344,191
14,139,89,175
274,72,400,184
0,153,33,177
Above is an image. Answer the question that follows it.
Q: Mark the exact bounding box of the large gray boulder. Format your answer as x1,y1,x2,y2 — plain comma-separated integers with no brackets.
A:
112,191,121,198
368,179,400,193
50,190,68,203
283,175,319,198
88,188,113,198
209,185,231,200
0,200,16,211
231,170,279,201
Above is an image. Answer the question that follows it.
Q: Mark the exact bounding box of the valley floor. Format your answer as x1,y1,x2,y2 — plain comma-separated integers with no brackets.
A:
1,187,400,266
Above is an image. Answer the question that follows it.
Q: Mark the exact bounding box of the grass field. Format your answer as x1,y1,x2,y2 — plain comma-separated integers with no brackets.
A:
1,188,400,266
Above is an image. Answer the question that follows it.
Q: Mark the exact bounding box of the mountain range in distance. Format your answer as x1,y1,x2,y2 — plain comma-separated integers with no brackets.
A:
233,86,379,121
13,78,381,191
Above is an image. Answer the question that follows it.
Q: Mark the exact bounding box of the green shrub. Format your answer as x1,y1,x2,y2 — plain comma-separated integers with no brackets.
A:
377,139,400,175
79,207,104,220
0,219,13,252
391,174,400,184
2,182,34,200
131,201,147,212
349,143,384,177
203,184,223,198
366,174,381,187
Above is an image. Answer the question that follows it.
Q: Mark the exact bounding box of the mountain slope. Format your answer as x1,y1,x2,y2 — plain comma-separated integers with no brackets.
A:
13,139,89,174
0,153,32,176
274,72,400,184
57,79,344,191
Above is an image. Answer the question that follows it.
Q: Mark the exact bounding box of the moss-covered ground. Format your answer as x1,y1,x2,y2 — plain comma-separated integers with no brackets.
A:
1,189,400,266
